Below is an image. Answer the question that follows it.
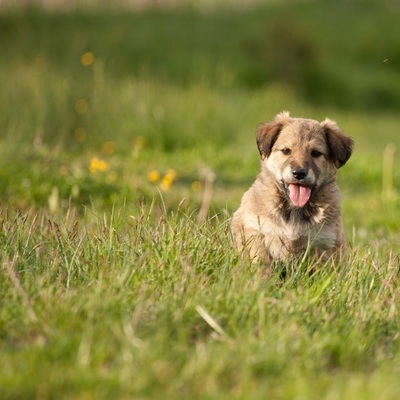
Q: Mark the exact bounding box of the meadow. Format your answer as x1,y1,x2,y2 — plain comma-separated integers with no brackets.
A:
1,0,400,398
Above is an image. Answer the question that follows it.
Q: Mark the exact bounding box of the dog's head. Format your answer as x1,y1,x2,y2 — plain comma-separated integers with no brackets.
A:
256,111,354,208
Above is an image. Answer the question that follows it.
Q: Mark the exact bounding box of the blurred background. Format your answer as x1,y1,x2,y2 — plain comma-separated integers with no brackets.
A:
0,0,399,239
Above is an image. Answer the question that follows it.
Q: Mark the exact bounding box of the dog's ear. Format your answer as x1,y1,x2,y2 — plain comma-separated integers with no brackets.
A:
257,111,291,159
322,118,354,168
257,111,290,160
256,122,282,160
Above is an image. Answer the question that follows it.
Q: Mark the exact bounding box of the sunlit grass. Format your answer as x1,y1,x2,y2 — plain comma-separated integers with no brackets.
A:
0,206,399,398
0,1,400,398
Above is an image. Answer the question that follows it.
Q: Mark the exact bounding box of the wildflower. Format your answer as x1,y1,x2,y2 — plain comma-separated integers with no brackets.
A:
165,169,177,180
81,51,95,67
191,180,201,192
102,141,116,155
148,170,160,183
75,99,88,114
89,157,109,174
160,176,172,192
160,169,177,192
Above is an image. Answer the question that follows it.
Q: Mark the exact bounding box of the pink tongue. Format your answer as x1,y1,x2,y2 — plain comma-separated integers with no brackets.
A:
288,184,311,207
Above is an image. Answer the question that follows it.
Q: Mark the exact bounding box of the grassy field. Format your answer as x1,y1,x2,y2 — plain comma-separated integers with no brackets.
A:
1,0,400,398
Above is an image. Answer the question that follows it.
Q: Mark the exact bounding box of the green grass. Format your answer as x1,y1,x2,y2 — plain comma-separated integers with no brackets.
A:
1,0,400,398
1,207,400,399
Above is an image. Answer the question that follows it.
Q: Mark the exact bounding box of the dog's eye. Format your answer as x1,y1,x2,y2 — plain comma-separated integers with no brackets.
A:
311,150,322,158
281,148,291,155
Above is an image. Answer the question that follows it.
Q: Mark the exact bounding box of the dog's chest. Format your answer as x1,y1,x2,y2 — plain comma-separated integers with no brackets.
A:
279,222,336,250
245,211,336,254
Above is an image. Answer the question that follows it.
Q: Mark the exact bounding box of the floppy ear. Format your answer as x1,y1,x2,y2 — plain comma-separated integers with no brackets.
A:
322,119,354,168
256,121,283,160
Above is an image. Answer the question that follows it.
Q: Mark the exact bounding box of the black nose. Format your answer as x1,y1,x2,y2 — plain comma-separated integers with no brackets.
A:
292,168,308,180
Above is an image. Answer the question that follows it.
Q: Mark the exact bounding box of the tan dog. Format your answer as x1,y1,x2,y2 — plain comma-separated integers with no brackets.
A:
231,111,354,265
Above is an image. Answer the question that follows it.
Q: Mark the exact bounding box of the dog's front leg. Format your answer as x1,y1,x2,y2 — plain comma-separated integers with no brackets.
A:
233,226,270,264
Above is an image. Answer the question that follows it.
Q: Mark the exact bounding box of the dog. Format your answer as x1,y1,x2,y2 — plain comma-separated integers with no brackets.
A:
231,111,354,266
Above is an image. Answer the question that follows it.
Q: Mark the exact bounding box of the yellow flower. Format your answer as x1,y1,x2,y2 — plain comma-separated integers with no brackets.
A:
81,51,95,67
191,180,201,192
148,170,160,183
102,141,116,155
159,169,177,192
160,176,172,192
89,157,109,174
165,169,177,181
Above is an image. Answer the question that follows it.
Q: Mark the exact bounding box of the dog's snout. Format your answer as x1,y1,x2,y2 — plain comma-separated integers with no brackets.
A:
292,168,308,180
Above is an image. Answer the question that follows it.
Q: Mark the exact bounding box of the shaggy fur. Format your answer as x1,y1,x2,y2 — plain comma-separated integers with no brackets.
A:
231,111,354,265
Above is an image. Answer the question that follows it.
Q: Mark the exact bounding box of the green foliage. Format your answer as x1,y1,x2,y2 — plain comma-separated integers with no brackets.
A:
1,0,400,398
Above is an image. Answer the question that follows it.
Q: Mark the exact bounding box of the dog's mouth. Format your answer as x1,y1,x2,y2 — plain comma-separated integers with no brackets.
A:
287,183,312,208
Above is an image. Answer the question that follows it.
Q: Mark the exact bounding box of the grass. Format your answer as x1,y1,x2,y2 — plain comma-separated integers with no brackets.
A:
1,0,400,398
1,207,400,399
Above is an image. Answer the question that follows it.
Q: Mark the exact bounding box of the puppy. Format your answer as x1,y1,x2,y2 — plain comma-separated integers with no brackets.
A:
231,111,354,265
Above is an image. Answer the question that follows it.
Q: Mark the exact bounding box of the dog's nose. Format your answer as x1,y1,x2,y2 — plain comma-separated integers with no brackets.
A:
292,168,308,180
